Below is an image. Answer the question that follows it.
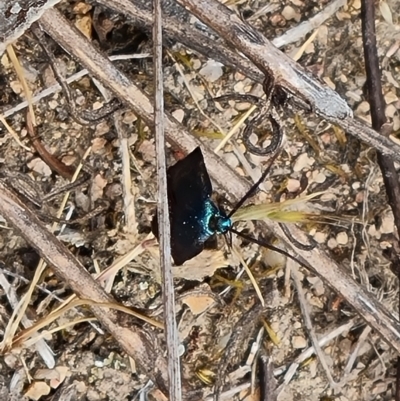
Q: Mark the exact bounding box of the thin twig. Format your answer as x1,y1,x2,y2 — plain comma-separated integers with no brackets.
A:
0,272,55,368
279,319,357,384
0,114,31,150
6,44,36,125
258,352,277,401
272,0,347,48
114,111,138,235
26,111,75,179
361,2,400,400
290,259,339,390
0,0,62,55
338,325,372,387
153,1,182,400
1,54,150,119
361,2,400,237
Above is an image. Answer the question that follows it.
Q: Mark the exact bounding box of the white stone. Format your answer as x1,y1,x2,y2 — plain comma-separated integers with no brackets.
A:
282,6,299,21
314,172,326,183
199,60,224,82
327,237,338,249
286,178,300,192
292,336,307,349
293,153,314,172
314,231,327,244
381,212,394,234
336,231,348,245
172,109,185,123
27,158,52,176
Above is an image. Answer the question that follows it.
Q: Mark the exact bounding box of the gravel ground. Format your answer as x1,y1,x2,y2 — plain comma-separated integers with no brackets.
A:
0,1,400,400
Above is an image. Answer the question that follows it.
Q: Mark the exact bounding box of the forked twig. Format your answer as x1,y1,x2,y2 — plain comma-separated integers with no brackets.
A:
280,319,357,385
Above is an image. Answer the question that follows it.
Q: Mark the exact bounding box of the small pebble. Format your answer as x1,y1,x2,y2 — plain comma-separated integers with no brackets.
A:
91,137,107,154
292,336,307,349
355,191,364,203
62,155,77,166
192,59,201,70
314,231,327,244
270,13,286,27
379,241,392,250
292,321,302,330
199,60,223,82
336,232,348,245
235,102,252,111
49,100,58,110
75,95,86,106
286,178,300,192
172,109,185,123
381,212,394,234
386,104,397,118
317,25,328,46
356,101,370,115
393,115,400,131
73,2,92,14
233,80,245,93
224,152,239,169
346,90,361,102
282,6,299,21
293,153,314,172
122,111,137,124
10,80,22,94
1,53,10,68
139,282,149,291
307,276,325,296
234,71,246,81
27,158,52,176
314,172,326,183
309,359,318,378
327,237,338,249
4,354,18,369
368,224,380,239
384,90,398,104
178,344,185,357
320,132,331,144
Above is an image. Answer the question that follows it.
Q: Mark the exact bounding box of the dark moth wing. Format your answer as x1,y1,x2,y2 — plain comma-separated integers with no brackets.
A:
152,147,215,265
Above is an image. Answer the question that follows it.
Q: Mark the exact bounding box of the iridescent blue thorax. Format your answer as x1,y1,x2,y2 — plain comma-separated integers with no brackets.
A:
202,199,232,236
181,198,231,248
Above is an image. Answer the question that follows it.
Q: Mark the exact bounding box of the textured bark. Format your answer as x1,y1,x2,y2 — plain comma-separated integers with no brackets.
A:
0,0,62,54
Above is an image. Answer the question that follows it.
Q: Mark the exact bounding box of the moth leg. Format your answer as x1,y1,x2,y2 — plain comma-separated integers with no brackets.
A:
279,223,317,251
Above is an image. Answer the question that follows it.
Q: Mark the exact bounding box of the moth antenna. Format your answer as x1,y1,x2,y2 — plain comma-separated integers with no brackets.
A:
227,150,278,218
229,227,309,270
